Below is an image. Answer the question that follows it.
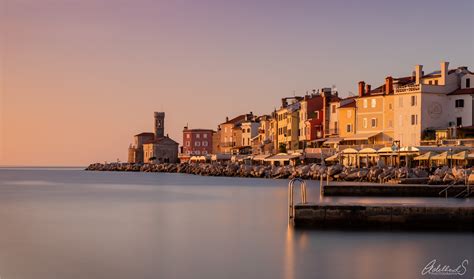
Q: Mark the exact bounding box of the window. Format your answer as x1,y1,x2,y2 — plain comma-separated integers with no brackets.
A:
371,99,376,108
346,124,352,133
195,141,201,146
315,111,320,119
196,134,200,138
186,141,190,146
363,118,367,128
363,99,368,108
411,96,417,106
399,97,403,107
466,78,471,88
332,105,336,113
389,103,392,110
411,114,418,125
347,110,352,118
202,141,208,146
203,134,208,139
371,118,377,128
186,134,190,139
195,150,200,155
455,99,464,108
457,117,462,126
428,80,433,85
434,80,438,85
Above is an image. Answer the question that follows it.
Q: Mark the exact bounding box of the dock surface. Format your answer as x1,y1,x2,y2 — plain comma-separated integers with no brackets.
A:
294,202,474,231
323,183,472,197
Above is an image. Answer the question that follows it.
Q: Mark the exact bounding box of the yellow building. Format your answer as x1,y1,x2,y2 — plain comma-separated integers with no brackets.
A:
276,97,302,151
349,78,397,145
337,98,356,139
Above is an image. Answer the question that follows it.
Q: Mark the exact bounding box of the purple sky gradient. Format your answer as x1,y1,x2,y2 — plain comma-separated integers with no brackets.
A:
1,0,473,165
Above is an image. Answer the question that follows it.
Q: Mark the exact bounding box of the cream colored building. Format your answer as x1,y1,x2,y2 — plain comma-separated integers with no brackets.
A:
217,113,253,154
394,62,471,146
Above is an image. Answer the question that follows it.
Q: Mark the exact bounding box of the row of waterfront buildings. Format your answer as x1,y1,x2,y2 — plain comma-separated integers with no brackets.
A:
128,61,474,164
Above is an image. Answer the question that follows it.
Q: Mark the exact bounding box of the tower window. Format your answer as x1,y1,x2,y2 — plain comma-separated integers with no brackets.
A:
466,78,471,88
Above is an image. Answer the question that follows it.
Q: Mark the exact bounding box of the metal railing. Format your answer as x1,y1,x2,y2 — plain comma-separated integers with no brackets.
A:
439,170,472,198
288,178,307,223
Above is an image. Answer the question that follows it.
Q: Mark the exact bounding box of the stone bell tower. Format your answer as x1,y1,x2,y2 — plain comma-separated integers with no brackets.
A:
154,112,165,139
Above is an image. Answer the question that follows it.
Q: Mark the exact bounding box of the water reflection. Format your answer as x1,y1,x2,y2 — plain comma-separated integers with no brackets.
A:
0,169,472,279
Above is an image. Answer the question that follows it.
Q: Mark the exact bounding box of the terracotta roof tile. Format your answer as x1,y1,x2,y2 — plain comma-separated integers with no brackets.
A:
448,88,474,95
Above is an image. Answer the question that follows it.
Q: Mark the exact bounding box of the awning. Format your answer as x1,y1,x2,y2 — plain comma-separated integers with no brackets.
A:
343,132,380,141
304,152,322,159
431,152,448,160
252,154,271,161
341,148,359,154
413,152,437,160
359,148,377,154
399,146,420,152
264,153,302,162
190,155,209,161
211,154,232,161
325,154,339,162
452,151,468,160
311,138,327,142
377,147,396,153
323,137,343,144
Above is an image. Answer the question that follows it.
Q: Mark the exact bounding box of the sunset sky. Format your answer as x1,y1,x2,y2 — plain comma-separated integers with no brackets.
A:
1,0,473,166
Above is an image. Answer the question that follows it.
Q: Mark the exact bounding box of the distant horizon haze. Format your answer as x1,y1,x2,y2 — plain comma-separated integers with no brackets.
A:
1,0,473,166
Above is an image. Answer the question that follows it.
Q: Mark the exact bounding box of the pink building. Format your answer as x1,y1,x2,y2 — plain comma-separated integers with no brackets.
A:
182,126,215,156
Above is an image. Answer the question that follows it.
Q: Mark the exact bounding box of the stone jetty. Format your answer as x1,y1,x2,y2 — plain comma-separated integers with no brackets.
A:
85,162,473,185
294,203,474,231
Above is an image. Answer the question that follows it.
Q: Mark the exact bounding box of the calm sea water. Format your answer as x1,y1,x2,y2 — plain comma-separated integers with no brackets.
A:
0,168,472,279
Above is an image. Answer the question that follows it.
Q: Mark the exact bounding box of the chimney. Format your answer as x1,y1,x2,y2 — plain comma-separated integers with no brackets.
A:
440,61,449,85
365,84,371,94
226,116,229,122
281,98,288,108
415,65,423,85
358,81,365,97
385,76,393,94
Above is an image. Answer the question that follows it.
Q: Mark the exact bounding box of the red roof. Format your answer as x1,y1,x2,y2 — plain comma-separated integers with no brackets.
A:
221,114,251,125
134,132,155,137
448,88,474,95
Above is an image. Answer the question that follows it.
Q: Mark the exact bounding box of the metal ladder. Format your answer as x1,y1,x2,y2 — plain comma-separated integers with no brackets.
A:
288,178,307,224
439,170,472,198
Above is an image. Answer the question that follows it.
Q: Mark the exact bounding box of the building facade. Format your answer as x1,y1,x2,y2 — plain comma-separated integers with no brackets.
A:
394,62,471,146
182,127,214,156
128,112,179,164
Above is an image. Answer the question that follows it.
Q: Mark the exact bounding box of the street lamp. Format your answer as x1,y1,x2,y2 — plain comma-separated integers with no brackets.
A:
449,147,453,168
392,140,400,167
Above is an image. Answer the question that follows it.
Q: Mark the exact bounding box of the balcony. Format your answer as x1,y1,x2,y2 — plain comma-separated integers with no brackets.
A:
325,128,339,135
220,142,234,147
394,83,421,94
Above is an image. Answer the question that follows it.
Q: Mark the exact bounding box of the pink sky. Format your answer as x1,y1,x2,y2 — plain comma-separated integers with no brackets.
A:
1,0,473,166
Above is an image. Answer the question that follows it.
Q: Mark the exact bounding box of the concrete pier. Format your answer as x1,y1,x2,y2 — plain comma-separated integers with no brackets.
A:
294,203,474,231
323,184,473,197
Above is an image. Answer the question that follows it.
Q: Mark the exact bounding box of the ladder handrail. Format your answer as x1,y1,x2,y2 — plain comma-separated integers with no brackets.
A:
288,178,307,223
439,184,454,198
